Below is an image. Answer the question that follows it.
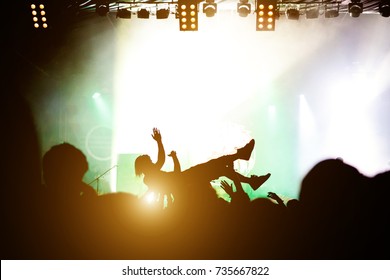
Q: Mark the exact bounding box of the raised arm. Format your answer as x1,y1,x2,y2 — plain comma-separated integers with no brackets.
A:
152,128,165,170
168,150,181,173
267,192,286,207
221,167,250,205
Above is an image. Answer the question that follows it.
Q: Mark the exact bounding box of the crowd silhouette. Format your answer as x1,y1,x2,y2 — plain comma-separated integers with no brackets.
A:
2,92,389,260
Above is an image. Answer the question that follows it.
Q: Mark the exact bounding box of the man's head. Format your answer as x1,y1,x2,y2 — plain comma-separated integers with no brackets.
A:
42,143,88,189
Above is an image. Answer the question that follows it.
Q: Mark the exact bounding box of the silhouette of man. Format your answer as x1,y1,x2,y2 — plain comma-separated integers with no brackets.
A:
135,128,271,202
42,143,97,199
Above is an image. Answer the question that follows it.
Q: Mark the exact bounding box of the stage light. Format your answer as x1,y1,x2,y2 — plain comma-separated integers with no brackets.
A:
145,192,156,204
237,0,251,17
305,5,319,19
31,3,48,29
96,2,109,16
256,0,276,31
325,4,340,18
379,0,390,17
286,6,300,20
93,92,101,100
156,8,170,19
116,8,131,19
348,0,363,17
137,8,150,19
203,0,217,17
178,0,198,31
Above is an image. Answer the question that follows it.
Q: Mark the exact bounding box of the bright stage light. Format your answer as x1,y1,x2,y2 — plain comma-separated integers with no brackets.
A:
31,2,49,29
145,192,156,204
178,0,198,31
256,0,276,31
92,92,110,120
92,92,101,99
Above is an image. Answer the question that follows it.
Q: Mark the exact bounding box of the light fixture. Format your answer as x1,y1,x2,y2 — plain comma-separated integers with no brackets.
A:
156,8,170,19
31,3,48,29
116,8,131,19
256,0,277,31
324,4,340,18
178,0,198,31
379,0,390,17
96,2,109,16
348,0,363,17
286,5,300,20
137,8,150,19
305,5,319,19
237,0,251,17
203,0,217,17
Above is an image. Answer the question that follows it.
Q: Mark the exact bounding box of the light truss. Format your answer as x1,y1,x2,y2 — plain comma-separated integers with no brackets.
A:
88,1,385,31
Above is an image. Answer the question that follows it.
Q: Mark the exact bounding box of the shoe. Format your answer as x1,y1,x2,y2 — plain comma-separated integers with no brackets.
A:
236,139,255,160
250,173,271,190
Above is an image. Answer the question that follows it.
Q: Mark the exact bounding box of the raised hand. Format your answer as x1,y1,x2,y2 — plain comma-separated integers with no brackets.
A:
267,192,278,200
151,127,162,142
220,180,234,196
168,150,177,158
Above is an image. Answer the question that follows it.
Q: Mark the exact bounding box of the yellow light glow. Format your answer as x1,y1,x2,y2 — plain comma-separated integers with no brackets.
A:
267,24,273,29
41,10,45,16
268,11,273,16
190,11,195,16
182,24,187,29
259,18,264,22
39,4,44,9
259,11,264,16
33,17,38,22
191,23,196,29
259,24,264,29
181,4,186,9
191,17,196,22
146,192,155,204
181,18,187,22
34,23,39,28
190,4,195,9
181,11,186,16
43,23,48,28
42,17,47,22
259,4,264,9
269,5,274,9
31,4,36,9
32,10,37,15
268,18,273,22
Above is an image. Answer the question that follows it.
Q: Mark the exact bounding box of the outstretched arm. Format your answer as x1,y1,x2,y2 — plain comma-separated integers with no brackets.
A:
168,150,181,173
221,167,250,205
152,128,165,170
267,192,286,207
